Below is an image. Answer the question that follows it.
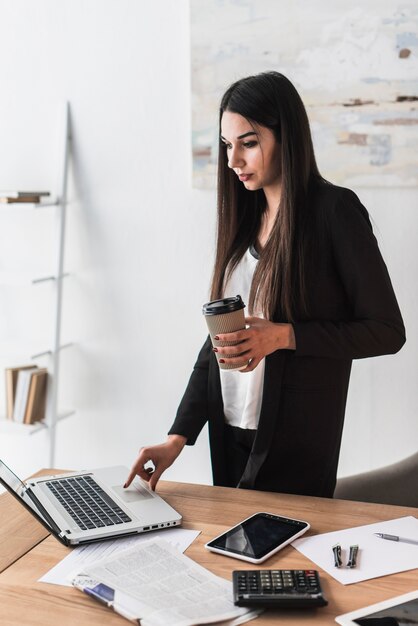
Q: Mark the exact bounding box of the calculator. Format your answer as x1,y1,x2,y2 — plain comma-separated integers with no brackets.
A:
232,569,328,608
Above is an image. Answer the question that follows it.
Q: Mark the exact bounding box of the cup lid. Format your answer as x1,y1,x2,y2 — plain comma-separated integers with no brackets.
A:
202,295,245,315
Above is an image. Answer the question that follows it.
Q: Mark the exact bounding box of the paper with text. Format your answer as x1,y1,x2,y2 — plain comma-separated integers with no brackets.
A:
40,527,200,587
71,536,260,626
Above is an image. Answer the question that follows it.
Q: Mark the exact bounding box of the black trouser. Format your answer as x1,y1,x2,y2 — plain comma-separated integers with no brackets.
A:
223,422,336,497
223,424,257,488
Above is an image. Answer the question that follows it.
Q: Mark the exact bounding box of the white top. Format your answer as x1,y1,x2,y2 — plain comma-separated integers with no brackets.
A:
220,247,265,430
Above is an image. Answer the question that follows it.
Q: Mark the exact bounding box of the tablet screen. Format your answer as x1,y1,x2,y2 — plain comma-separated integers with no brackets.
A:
207,513,308,559
353,598,418,625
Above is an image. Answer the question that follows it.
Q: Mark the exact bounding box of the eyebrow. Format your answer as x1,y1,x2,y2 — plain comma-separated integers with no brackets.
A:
220,131,258,142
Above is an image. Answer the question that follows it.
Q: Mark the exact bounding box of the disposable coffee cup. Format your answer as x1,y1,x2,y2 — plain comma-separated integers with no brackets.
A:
202,295,249,371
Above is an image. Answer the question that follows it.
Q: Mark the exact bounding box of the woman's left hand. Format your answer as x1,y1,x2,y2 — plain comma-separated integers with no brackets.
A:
214,317,296,373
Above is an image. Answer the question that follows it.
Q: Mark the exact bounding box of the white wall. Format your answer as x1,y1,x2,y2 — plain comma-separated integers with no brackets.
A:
0,0,416,485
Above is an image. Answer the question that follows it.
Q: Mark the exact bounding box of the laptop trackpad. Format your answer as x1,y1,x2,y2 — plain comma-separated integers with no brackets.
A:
112,484,153,503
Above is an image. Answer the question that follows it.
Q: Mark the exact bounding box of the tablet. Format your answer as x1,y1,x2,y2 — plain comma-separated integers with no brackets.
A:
335,590,418,625
205,511,310,564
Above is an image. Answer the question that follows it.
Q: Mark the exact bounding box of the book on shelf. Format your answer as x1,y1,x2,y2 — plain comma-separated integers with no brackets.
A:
10,366,48,424
5,364,37,419
0,191,51,204
24,369,48,424
12,366,39,422
0,191,50,198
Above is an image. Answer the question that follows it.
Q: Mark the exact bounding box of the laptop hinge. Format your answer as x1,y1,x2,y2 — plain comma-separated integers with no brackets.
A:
59,530,71,538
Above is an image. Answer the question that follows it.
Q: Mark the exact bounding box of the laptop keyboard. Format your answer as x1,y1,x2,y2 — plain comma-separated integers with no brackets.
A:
45,475,132,530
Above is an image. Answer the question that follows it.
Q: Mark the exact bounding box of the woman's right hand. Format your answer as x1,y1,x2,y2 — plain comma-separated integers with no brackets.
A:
124,434,187,491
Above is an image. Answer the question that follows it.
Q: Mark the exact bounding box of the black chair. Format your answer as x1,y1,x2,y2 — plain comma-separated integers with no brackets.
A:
334,451,418,507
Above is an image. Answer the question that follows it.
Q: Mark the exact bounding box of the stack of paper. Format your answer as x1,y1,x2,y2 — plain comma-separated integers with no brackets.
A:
70,536,260,625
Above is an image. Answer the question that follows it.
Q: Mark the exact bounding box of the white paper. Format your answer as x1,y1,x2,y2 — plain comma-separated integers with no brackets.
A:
293,515,418,584
71,536,260,626
39,528,201,587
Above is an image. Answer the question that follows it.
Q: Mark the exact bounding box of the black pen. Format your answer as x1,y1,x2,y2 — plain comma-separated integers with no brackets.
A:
374,533,418,546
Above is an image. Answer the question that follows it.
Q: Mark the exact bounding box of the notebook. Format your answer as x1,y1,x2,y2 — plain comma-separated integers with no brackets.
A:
0,459,181,546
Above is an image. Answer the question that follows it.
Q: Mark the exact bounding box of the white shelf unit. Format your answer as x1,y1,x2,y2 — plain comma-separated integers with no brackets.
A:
0,102,74,466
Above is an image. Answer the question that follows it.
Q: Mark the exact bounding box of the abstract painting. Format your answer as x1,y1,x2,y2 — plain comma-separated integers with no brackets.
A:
191,0,418,188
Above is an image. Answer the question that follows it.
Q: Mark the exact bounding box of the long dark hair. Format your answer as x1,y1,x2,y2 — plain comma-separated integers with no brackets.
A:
210,71,324,322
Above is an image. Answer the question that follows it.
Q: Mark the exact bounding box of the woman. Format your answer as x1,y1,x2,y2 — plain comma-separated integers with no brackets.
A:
125,72,405,497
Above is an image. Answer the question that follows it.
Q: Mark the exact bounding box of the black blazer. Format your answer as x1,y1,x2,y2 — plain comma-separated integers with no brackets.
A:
168,184,405,497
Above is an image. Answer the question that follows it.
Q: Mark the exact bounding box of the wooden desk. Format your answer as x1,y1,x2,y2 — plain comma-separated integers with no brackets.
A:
0,470,417,626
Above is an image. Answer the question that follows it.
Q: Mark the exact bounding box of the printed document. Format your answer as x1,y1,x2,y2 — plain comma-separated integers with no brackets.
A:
40,527,200,587
70,536,260,625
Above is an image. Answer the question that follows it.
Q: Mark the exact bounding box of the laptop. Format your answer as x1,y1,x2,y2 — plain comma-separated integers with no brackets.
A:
0,459,182,546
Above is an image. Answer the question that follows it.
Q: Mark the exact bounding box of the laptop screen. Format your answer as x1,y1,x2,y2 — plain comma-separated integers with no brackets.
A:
0,458,58,537
0,458,27,495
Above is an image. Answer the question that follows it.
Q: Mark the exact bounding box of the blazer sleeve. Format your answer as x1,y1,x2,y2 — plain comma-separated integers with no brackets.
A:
167,336,212,444
293,188,406,359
